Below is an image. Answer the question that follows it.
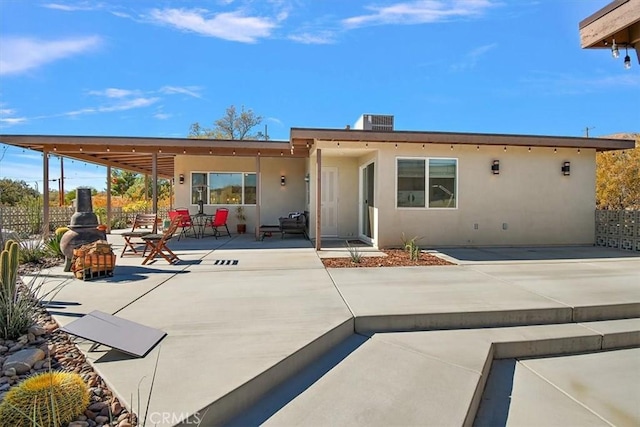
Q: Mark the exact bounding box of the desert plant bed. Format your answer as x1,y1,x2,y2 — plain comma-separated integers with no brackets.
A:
321,249,454,268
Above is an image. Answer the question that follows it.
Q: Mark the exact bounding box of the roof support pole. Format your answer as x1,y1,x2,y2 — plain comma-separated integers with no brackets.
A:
42,149,50,237
152,153,158,213
315,148,322,251
106,165,112,233
255,155,261,240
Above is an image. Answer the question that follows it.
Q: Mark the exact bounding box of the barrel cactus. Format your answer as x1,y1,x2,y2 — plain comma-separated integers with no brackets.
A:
0,371,89,427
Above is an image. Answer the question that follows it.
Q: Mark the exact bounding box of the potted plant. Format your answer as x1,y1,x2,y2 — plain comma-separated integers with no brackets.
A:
235,206,247,234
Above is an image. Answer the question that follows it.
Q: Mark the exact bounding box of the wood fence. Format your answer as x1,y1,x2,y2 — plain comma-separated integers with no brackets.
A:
0,206,171,236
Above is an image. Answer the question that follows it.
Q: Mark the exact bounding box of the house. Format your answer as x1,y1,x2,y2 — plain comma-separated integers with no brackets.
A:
0,120,634,249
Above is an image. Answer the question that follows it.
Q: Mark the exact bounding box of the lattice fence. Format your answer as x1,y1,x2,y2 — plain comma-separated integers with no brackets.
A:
0,206,171,236
595,210,640,252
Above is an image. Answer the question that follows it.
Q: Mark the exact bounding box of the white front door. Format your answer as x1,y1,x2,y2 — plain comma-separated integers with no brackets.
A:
321,167,338,236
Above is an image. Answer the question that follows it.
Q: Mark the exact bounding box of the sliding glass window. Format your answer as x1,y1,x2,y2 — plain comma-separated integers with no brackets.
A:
191,172,256,205
396,158,457,209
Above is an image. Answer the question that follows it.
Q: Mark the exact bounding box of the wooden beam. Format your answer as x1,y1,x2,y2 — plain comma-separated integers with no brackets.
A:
106,165,112,233
43,150,50,237
152,153,158,213
579,0,640,47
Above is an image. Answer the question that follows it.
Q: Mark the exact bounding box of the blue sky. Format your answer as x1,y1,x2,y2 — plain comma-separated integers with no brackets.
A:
0,0,638,192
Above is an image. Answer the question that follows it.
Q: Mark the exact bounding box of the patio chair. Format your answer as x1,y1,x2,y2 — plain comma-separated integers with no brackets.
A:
169,208,193,240
279,212,308,239
120,213,158,257
141,216,181,265
206,208,231,239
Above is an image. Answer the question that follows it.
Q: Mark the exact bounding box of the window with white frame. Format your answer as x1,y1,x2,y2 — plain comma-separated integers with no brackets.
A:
191,172,257,205
396,158,457,208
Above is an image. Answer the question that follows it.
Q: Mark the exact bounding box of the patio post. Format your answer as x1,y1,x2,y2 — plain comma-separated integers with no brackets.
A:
315,148,321,251
152,153,158,213
42,148,50,237
255,155,261,240
106,165,112,233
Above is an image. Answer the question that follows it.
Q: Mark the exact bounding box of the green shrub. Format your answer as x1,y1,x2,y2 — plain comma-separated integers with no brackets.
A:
346,240,362,263
45,232,64,258
0,371,89,427
401,233,422,261
18,238,47,264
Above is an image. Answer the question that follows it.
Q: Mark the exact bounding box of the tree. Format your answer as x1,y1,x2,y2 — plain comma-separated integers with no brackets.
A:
0,179,40,206
189,105,265,140
110,170,139,197
596,134,640,210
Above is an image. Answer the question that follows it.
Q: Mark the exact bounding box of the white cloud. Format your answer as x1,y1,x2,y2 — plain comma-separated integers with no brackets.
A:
451,42,497,71
0,36,102,76
160,86,203,98
154,112,172,120
343,0,497,28
88,88,141,98
288,31,336,45
146,8,276,43
63,97,160,117
0,117,27,126
42,2,100,12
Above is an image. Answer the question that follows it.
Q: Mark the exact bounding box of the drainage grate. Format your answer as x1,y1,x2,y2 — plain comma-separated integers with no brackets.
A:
213,259,239,266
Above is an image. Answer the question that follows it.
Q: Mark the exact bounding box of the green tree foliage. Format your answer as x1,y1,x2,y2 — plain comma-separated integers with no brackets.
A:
110,169,139,196
189,105,265,140
596,134,640,210
0,179,40,206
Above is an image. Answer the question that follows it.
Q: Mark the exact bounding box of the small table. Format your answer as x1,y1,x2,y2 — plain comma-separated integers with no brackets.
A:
259,225,281,241
190,213,214,238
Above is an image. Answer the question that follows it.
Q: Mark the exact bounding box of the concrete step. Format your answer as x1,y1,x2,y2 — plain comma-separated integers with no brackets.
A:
228,318,640,426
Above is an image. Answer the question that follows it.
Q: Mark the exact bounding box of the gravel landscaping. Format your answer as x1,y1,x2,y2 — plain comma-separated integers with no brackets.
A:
0,259,137,427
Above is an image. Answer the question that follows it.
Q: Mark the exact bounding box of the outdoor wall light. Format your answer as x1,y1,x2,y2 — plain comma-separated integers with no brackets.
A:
612,39,620,58
624,45,631,69
179,174,185,184
281,175,286,186
491,160,500,175
562,162,571,176
304,174,310,183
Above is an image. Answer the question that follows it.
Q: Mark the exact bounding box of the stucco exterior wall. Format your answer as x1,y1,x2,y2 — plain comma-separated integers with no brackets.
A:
174,155,305,232
374,144,596,248
308,143,596,248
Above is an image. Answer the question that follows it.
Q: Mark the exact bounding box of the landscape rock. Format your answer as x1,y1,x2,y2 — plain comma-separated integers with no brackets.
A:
95,415,109,425
69,422,89,427
28,324,47,336
2,348,45,374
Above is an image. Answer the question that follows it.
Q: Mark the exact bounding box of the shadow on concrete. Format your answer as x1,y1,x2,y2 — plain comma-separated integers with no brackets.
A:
436,246,640,262
225,334,369,426
473,359,516,427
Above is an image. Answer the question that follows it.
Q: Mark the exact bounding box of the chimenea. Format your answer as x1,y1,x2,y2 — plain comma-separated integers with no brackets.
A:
60,187,107,271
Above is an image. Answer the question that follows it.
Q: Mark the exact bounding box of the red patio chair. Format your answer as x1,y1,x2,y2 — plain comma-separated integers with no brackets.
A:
206,208,231,239
169,208,193,240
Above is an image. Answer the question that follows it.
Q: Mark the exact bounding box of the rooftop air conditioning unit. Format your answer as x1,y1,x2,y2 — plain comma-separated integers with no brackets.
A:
353,114,394,131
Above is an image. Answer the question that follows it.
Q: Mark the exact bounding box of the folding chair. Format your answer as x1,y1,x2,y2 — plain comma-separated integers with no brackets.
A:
206,208,231,239
169,208,193,240
141,216,181,265
120,213,158,257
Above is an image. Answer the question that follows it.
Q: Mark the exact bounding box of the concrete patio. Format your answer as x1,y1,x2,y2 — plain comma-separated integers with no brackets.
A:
25,233,640,426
